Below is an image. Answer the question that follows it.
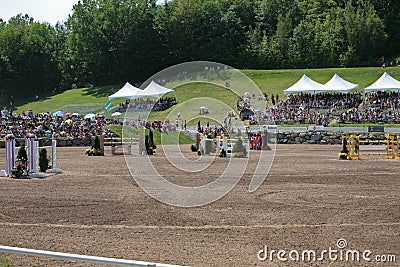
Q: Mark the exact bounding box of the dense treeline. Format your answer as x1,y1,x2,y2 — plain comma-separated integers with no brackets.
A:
0,0,399,104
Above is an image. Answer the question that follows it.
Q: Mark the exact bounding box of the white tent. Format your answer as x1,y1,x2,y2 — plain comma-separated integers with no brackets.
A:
283,74,323,95
364,72,400,93
135,81,175,98
318,74,359,94
108,82,142,100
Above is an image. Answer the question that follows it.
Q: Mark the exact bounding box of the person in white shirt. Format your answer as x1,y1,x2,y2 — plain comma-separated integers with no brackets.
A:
1,107,8,119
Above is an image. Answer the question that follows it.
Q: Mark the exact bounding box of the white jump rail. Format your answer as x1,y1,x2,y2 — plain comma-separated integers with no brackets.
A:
0,245,187,267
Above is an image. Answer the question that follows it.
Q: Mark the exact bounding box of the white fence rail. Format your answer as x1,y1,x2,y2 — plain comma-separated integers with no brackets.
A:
0,245,187,267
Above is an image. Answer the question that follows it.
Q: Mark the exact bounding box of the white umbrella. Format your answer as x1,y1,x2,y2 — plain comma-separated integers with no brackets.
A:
112,111,122,117
84,113,96,120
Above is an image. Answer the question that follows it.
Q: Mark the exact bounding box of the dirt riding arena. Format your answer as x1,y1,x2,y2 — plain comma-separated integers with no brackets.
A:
0,145,399,266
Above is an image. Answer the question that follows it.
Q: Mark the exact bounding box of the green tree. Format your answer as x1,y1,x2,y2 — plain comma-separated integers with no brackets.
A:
369,0,400,57
0,0,397,98
65,0,163,86
270,13,293,68
0,14,60,101
343,0,386,66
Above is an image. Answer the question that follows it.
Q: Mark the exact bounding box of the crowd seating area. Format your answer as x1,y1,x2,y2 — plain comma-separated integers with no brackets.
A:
1,91,399,139
0,110,120,139
117,97,177,112
243,92,399,125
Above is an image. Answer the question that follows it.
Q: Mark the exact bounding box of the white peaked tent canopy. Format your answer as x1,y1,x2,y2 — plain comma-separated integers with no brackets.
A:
108,82,142,100
135,81,175,98
318,74,359,94
365,72,400,93
283,74,323,95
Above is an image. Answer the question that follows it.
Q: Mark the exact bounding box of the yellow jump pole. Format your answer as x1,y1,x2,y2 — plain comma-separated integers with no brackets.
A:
385,136,395,159
349,135,354,160
390,136,395,159
347,136,352,160
397,136,400,160
354,136,360,160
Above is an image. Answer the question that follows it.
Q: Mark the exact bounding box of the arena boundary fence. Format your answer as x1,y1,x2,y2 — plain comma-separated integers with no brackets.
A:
0,245,187,267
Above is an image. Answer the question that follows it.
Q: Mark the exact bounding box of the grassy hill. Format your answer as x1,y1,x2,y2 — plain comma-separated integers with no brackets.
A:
14,66,400,116
15,85,118,114
147,82,238,123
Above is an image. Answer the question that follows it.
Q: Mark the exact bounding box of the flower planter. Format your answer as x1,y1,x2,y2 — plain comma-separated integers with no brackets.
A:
10,168,29,179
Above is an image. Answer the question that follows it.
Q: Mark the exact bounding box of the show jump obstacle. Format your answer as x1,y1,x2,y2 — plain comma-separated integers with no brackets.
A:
199,135,238,156
198,131,270,157
1,138,62,178
341,135,400,160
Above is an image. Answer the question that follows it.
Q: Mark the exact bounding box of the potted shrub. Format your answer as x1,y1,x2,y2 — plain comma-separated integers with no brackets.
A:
17,141,28,163
339,136,349,160
145,135,153,155
39,148,49,172
190,144,198,152
261,130,271,150
85,135,102,156
149,129,157,151
11,144,28,178
232,137,247,158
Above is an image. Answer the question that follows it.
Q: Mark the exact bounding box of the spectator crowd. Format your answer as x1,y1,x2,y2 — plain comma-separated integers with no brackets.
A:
117,96,177,112
1,90,399,140
338,91,400,124
0,109,119,140
242,91,399,126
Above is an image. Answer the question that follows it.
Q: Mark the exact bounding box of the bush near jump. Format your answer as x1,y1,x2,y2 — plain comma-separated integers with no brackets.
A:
143,129,157,155
190,144,197,152
85,135,103,156
11,139,29,178
232,137,247,158
39,148,50,172
339,135,349,160
218,148,227,158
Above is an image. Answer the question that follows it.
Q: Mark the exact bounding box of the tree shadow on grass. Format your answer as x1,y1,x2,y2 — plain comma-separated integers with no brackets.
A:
11,84,118,113
11,90,61,111
82,84,120,98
